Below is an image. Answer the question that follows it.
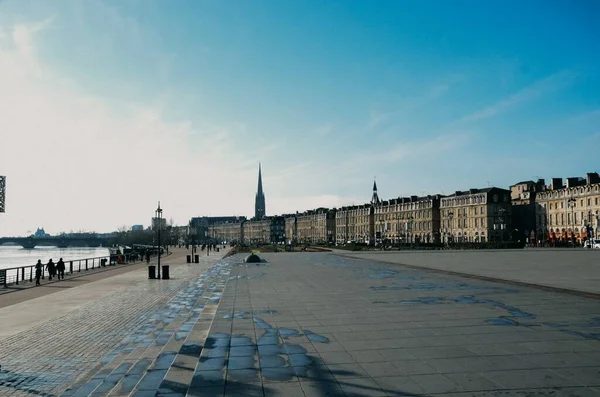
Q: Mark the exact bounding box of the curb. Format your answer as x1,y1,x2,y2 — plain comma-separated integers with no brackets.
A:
333,253,600,300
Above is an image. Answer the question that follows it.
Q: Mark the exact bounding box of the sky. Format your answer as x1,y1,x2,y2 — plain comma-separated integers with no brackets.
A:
0,0,599,236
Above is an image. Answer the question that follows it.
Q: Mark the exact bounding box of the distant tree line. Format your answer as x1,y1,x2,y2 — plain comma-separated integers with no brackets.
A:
109,221,185,247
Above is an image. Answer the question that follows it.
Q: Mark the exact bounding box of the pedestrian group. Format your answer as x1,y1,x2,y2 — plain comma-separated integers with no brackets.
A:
34,257,67,286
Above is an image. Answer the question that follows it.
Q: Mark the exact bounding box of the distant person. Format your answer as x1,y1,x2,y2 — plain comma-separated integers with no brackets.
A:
56,258,65,280
46,259,56,281
145,251,150,264
35,260,43,286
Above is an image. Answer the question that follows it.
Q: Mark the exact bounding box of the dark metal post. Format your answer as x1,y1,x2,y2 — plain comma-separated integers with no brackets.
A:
156,201,162,279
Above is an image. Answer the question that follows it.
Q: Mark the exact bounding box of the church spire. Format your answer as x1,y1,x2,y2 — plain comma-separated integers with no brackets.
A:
255,162,266,219
371,177,381,205
257,162,263,194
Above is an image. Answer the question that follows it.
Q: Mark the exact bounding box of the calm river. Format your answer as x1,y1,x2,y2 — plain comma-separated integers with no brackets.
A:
0,245,110,271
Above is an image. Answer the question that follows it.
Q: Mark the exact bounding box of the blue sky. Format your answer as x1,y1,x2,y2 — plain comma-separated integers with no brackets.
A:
0,0,599,234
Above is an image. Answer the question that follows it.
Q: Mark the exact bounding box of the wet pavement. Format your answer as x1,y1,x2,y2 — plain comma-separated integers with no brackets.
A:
1,251,599,396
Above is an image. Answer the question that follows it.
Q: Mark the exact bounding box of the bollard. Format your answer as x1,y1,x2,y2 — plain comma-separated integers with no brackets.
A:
186,255,191,263
161,265,170,280
148,265,156,279
194,254,199,263
70,261,73,274
85,259,88,271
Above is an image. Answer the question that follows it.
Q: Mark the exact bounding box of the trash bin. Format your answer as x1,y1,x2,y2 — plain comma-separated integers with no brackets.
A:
186,255,191,263
148,265,156,279
162,265,170,280
194,254,199,263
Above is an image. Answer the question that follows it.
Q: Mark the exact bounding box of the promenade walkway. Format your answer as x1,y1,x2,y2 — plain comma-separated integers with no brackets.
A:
334,249,600,296
0,250,599,396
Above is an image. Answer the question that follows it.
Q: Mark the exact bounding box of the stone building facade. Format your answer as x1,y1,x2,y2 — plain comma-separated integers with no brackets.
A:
509,180,545,242
374,195,442,244
240,216,286,244
346,204,374,244
440,187,512,243
295,209,335,244
189,216,244,243
534,172,600,243
209,221,243,244
284,215,297,245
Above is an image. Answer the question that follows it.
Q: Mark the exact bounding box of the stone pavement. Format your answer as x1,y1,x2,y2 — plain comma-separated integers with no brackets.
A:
1,250,599,396
0,256,158,310
334,249,600,296
0,247,228,396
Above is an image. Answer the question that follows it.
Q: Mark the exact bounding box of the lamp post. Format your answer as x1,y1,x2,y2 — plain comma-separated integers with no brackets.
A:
406,216,413,244
155,202,162,279
448,211,454,245
567,198,576,244
498,207,506,242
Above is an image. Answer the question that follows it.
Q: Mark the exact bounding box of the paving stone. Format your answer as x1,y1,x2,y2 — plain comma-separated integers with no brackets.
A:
3,250,600,396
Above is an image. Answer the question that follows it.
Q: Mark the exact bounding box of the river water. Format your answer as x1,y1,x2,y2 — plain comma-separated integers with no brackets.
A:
0,245,110,271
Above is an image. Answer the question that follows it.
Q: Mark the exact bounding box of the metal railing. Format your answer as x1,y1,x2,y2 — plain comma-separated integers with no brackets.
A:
0,251,158,288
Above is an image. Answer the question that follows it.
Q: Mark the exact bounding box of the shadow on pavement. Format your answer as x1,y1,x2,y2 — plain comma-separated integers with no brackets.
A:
305,357,424,397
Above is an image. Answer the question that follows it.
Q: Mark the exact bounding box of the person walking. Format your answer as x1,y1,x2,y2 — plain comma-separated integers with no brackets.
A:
56,258,65,280
46,259,56,281
35,259,43,286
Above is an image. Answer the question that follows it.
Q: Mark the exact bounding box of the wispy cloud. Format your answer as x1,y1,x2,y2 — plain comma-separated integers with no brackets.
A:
367,76,461,131
569,108,600,122
337,132,472,173
367,109,395,130
0,18,260,234
313,123,334,136
460,70,576,123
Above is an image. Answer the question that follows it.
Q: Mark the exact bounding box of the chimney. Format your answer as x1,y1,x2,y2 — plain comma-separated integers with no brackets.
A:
587,172,600,185
455,191,462,196
469,188,477,194
550,178,563,190
566,177,585,188
536,179,545,191
410,195,418,201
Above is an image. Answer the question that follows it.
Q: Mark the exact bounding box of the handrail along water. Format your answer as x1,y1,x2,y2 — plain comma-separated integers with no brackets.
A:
0,248,162,287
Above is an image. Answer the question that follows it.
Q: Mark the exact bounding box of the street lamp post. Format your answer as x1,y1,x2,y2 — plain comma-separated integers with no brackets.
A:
155,202,163,279
407,216,414,244
498,207,506,243
567,198,576,245
448,211,454,245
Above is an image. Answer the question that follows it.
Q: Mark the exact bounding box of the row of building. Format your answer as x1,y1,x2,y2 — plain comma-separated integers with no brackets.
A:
190,171,600,246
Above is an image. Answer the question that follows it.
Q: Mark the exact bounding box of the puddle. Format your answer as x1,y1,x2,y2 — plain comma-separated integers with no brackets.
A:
278,328,302,339
304,330,329,343
368,270,397,279
486,317,521,326
372,283,517,293
393,294,536,328
543,317,600,341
